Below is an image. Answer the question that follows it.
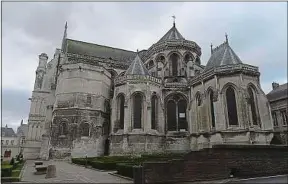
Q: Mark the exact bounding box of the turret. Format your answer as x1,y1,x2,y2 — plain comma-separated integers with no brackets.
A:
34,53,48,90
38,53,48,69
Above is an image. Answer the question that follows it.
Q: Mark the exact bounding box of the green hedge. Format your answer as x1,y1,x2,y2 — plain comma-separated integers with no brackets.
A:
90,161,119,170
116,163,136,178
71,158,87,166
1,165,13,177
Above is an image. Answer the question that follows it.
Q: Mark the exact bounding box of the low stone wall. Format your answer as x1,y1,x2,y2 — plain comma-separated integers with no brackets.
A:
141,144,288,183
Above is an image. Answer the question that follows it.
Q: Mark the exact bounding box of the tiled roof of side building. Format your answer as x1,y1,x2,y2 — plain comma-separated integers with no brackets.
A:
2,127,17,137
267,83,288,102
66,39,147,64
204,41,242,71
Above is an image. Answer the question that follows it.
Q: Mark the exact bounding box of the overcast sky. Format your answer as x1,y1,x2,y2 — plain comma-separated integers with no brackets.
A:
2,2,287,131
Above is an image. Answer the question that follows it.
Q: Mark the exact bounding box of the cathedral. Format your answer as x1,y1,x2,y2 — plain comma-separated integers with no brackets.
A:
23,21,275,159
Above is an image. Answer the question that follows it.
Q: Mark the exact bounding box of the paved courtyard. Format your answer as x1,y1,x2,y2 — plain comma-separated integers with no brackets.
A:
21,160,133,183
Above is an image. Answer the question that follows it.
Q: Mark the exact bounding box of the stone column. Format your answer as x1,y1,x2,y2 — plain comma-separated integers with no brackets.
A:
124,105,130,133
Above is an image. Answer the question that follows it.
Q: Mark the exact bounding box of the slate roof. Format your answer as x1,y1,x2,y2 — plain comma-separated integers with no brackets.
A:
66,39,141,64
2,127,17,137
267,83,288,102
125,53,150,75
204,41,242,71
157,23,185,43
17,124,28,137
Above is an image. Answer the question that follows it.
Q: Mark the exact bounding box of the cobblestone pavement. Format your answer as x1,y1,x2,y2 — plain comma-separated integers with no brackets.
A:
21,160,133,183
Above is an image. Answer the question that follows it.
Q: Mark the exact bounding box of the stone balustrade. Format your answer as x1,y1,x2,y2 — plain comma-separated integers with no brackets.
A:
114,75,162,86
190,63,259,85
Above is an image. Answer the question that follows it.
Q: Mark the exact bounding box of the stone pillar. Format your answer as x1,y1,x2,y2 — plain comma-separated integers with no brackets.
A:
146,103,151,132
40,133,49,160
124,105,130,133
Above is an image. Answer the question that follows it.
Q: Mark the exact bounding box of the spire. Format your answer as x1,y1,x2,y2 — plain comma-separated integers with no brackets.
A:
21,119,23,125
225,32,229,44
5,124,8,128
210,43,213,54
61,21,68,53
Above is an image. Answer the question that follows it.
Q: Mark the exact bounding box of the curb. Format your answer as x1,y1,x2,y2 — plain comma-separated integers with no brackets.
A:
19,161,27,180
109,171,134,181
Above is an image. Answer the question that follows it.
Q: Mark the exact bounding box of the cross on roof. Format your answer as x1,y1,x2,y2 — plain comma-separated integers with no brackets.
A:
172,15,176,26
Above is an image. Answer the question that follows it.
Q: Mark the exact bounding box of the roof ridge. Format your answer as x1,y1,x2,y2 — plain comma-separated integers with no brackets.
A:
67,38,136,53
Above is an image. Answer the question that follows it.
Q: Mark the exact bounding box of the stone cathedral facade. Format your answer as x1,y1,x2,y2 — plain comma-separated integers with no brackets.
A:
24,22,275,159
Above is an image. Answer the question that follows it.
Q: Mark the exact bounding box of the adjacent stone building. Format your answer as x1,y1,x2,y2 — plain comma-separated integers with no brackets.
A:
1,121,28,160
267,82,288,145
23,22,275,159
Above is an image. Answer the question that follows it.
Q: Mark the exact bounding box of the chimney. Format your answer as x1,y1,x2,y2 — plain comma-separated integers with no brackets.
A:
272,82,279,90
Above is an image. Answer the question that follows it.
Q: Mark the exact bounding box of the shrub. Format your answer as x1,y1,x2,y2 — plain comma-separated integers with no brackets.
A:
16,154,20,161
1,165,13,177
116,163,136,178
10,158,15,165
71,158,86,166
90,161,119,170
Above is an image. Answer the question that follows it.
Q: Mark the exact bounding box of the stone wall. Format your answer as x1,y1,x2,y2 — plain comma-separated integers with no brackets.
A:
141,144,288,183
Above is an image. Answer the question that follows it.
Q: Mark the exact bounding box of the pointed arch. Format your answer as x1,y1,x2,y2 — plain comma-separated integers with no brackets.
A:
226,86,239,126
80,122,90,137
59,121,68,135
183,52,194,63
195,92,202,106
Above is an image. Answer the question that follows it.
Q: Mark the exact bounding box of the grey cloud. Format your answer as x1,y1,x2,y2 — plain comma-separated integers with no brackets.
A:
3,2,72,46
2,2,287,130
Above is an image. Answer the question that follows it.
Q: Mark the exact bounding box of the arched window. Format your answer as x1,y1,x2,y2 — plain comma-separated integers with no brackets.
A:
184,53,194,63
133,93,143,129
117,94,125,129
148,60,154,68
166,94,187,131
71,125,77,140
209,91,216,128
81,123,90,136
157,55,165,64
195,57,201,65
60,122,68,135
248,87,258,125
151,95,158,130
196,93,202,106
226,87,238,125
170,53,179,76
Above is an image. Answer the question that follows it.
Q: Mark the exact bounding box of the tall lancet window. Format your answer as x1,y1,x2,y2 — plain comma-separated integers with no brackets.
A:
170,53,179,76
151,95,158,130
248,87,258,125
60,122,68,135
117,94,125,129
133,93,143,129
226,87,238,126
209,90,216,128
